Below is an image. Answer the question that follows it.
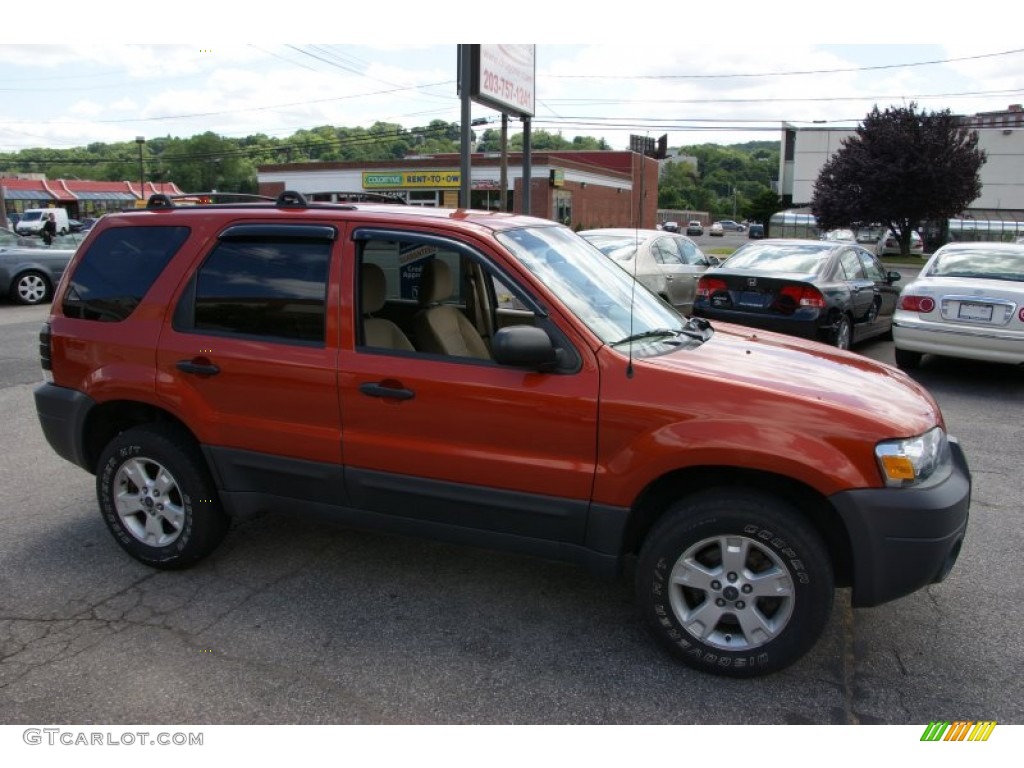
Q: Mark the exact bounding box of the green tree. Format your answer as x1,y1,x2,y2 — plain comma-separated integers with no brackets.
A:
746,189,783,234
812,102,985,255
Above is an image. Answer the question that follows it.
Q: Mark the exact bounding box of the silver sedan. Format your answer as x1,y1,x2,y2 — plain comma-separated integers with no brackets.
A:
0,234,77,305
579,228,717,315
893,241,1024,368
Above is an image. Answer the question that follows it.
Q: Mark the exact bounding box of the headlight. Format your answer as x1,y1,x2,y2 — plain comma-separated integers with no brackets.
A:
875,427,950,487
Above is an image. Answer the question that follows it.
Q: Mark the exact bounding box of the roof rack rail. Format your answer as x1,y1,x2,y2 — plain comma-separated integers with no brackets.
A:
140,189,403,212
145,192,275,209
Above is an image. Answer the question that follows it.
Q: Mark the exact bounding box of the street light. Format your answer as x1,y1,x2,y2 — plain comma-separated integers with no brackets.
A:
135,136,145,203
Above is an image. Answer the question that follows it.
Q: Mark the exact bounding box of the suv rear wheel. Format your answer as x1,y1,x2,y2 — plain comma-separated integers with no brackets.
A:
635,489,833,677
96,425,229,569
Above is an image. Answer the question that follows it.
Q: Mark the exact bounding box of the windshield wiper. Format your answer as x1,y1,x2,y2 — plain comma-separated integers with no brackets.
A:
612,328,693,346
612,317,714,347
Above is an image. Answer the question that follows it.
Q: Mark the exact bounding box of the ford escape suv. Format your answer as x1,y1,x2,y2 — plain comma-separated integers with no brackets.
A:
35,192,971,677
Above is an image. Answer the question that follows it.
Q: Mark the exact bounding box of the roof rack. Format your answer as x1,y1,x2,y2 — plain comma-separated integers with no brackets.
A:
144,189,404,210
146,192,275,209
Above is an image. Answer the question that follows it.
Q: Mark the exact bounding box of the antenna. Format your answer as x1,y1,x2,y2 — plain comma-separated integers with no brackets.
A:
626,142,647,379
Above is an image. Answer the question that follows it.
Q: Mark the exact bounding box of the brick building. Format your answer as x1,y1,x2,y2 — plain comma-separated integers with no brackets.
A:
257,150,660,230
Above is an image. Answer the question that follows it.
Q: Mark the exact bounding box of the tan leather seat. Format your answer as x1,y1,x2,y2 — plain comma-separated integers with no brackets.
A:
361,263,414,351
414,260,490,359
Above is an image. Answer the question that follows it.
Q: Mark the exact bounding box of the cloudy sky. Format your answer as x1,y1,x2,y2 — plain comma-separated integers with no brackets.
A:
2,4,1022,153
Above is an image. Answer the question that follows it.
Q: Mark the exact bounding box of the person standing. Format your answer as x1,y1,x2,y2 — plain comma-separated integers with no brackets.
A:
41,212,58,245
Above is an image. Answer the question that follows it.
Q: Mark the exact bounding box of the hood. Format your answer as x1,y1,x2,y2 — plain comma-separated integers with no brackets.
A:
641,321,941,437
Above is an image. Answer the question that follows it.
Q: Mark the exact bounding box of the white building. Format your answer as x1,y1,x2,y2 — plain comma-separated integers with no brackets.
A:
779,104,1024,216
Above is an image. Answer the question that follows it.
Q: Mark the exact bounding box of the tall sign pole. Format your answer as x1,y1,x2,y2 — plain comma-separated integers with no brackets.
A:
461,45,535,214
500,113,508,211
522,117,531,216
459,45,473,209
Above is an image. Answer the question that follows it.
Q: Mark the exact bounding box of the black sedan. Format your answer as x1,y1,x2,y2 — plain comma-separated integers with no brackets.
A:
692,239,901,349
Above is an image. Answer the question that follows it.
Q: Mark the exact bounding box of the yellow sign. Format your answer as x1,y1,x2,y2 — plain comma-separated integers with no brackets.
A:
363,171,461,189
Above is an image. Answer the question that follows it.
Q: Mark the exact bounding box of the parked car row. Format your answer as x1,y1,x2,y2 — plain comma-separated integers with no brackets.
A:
585,228,1020,370
823,227,925,257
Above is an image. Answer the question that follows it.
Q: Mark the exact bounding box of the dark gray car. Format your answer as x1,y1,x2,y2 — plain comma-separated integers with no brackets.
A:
0,234,76,305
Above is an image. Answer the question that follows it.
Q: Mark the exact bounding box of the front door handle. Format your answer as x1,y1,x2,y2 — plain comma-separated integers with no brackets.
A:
176,359,220,376
360,382,415,401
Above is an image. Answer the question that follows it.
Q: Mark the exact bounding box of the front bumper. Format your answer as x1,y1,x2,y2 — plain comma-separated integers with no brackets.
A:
829,437,971,607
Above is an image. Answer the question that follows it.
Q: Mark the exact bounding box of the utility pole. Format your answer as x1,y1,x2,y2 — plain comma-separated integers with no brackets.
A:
135,136,146,204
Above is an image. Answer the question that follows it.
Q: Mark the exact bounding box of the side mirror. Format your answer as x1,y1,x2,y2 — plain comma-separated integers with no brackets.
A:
492,325,559,371
887,271,902,283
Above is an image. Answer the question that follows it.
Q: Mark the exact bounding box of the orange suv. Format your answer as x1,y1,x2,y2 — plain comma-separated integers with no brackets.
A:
34,192,971,677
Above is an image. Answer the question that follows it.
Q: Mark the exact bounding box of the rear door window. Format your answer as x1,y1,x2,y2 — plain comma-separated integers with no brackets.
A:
62,226,190,322
179,225,334,345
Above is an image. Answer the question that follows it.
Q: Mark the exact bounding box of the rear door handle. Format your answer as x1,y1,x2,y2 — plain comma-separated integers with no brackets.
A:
360,382,415,401
176,359,220,376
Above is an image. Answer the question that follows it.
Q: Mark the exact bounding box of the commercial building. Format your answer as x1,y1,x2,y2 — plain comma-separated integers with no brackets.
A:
778,104,1024,234
257,150,660,230
1,176,185,221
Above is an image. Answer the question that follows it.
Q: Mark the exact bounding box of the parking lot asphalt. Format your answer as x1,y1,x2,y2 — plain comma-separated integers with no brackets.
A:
1,301,1021,726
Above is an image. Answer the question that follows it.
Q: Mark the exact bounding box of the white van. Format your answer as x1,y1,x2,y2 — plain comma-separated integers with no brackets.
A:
15,208,70,236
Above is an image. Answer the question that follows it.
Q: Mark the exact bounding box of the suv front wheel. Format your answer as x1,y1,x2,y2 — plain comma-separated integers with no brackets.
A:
635,489,834,677
96,425,229,569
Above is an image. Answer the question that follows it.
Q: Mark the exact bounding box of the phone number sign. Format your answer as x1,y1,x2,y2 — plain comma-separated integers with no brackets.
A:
470,44,535,117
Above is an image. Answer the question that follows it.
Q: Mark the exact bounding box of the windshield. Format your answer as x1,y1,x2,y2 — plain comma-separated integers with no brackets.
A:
926,248,1024,282
579,234,646,262
823,229,855,241
21,211,43,222
496,226,690,346
723,242,831,273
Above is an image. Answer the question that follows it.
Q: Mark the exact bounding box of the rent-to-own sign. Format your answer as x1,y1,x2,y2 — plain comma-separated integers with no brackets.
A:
363,171,461,189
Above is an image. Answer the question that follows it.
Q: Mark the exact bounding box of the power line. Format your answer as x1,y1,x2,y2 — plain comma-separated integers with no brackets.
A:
546,48,1024,81
540,87,1024,107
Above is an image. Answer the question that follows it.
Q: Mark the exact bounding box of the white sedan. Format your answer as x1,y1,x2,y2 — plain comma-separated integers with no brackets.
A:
892,241,1024,368
877,229,924,257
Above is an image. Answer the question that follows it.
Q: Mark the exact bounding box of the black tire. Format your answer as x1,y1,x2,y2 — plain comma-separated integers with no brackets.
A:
635,489,834,678
894,347,922,370
10,270,52,305
831,313,852,349
96,425,228,569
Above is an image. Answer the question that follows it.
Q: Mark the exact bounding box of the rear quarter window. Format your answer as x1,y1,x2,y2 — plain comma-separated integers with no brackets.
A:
62,226,190,321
